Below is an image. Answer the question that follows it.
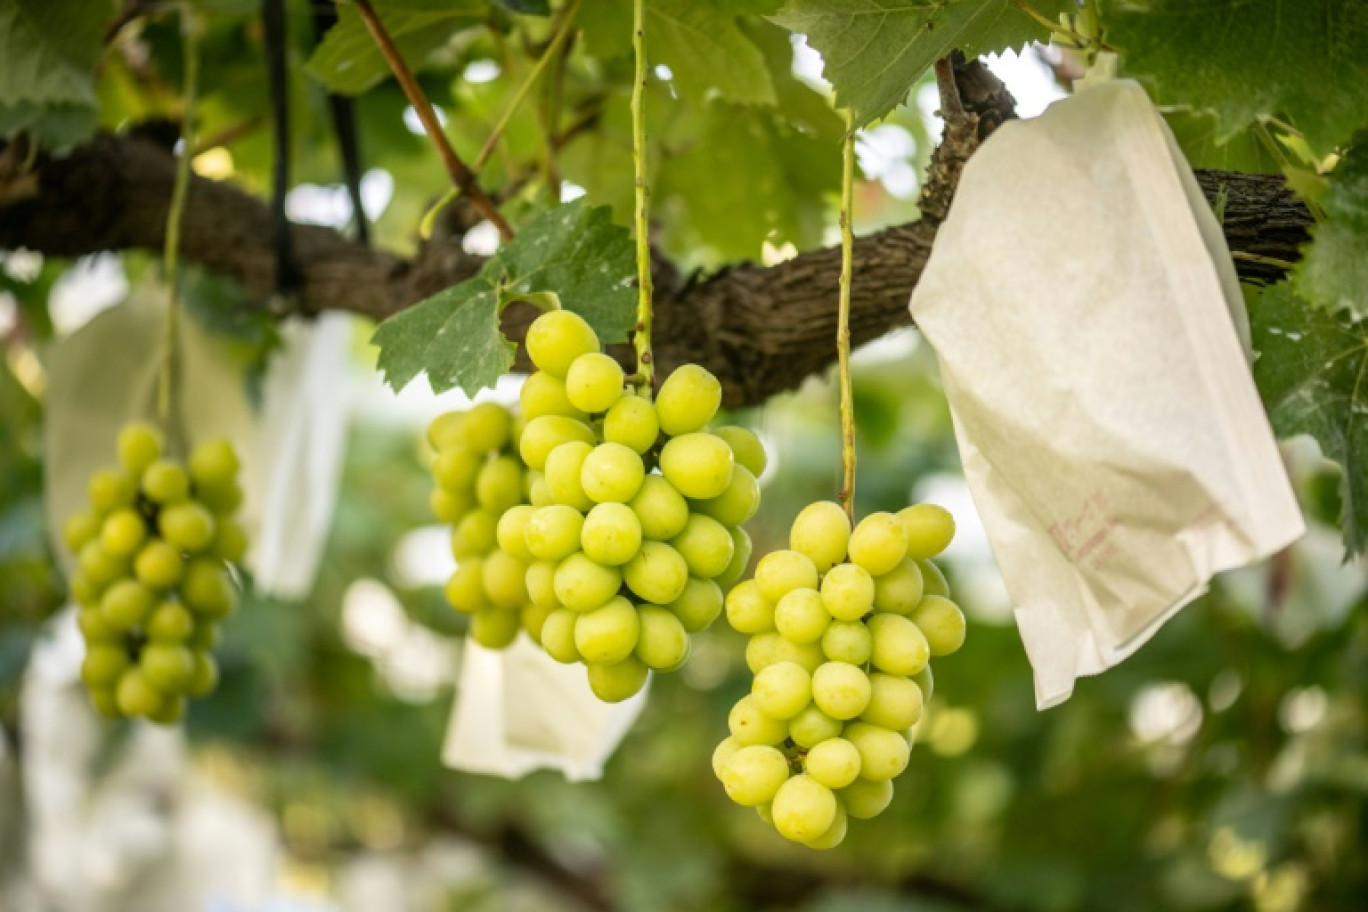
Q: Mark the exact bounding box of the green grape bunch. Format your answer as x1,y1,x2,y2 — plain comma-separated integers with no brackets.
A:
505,309,766,703
63,423,246,724
713,502,965,849
429,400,547,649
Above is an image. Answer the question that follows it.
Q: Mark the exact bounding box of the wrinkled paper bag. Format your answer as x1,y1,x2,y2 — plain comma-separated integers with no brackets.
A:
443,636,646,781
908,79,1305,708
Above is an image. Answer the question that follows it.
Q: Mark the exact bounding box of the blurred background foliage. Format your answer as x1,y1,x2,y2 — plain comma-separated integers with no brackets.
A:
1,1,1367,911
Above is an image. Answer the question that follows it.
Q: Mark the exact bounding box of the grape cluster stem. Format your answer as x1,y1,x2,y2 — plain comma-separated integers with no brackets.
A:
836,112,856,522
630,0,655,398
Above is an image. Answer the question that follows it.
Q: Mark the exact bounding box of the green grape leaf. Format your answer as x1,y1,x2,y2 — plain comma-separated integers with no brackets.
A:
1250,282,1368,556
770,0,1069,128
306,0,488,96
0,0,104,150
1104,0,1368,158
579,0,776,105
1162,110,1279,174
1294,142,1368,321
372,200,636,395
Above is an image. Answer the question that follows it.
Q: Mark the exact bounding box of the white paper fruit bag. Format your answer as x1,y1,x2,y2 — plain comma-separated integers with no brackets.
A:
443,636,646,781
908,79,1305,708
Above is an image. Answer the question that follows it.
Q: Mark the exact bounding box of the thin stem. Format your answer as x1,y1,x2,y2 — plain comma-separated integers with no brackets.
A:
351,0,514,240
475,0,582,173
630,0,653,397
836,111,856,522
159,5,199,440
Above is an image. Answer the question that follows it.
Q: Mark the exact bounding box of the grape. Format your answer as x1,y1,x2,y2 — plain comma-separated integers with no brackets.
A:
79,542,126,588
580,502,643,566
482,549,529,609
526,560,560,610
159,502,216,553
665,576,723,633
147,696,187,725
525,310,600,378
655,364,722,436
460,402,514,452
746,633,823,674
804,737,862,789
452,509,499,558
872,558,924,614
847,512,908,576
713,426,767,477
64,512,100,553
603,395,659,454
635,605,690,671
88,689,121,718
445,558,488,612
773,588,829,644
803,803,848,850
565,352,625,414
811,661,872,720
908,594,966,656
188,439,241,491
727,695,789,746
433,447,482,492
840,778,895,819
820,562,875,621
475,457,524,513
100,508,147,558
913,664,934,703
427,412,465,450
693,465,760,527
670,514,734,579
659,433,733,500
521,602,554,642
146,601,195,642
868,613,930,676
540,609,582,663
71,576,101,609
724,580,774,635
553,552,622,611
142,460,191,505
519,415,596,471
720,745,790,806
187,651,219,697
117,423,163,474
430,487,468,526
789,501,851,574
88,469,136,513
520,371,585,421
771,774,837,843
141,643,195,692
862,673,924,730
751,661,812,720
116,669,166,718
210,521,249,563
543,441,595,511
628,475,690,541
81,644,130,688
527,472,554,508
753,550,819,604
189,619,220,651
844,722,910,781
78,607,120,642
712,735,743,780
182,559,236,618
580,442,645,504
495,505,536,562
789,704,843,749
716,526,753,588
471,608,521,649
899,504,955,558
586,654,649,703
101,580,155,631
622,541,689,604
574,596,640,664
916,558,950,598
197,482,243,516
526,505,586,562
820,620,873,665
134,540,184,589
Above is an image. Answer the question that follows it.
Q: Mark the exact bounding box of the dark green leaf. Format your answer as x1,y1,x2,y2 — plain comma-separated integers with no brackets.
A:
1163,110,1280,174
771,0,1069,128
497,0,551,14
1294,142,1368,320
0,0,105,149
1250,282,1368,555
1105,0,1368,157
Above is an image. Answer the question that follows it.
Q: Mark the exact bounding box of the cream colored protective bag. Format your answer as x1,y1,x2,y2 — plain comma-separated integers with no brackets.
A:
908,79,1305,708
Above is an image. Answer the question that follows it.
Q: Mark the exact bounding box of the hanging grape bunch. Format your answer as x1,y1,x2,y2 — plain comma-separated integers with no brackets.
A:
713,503,964,848
511,308,765,702
65,423,244,723
429,401,547,649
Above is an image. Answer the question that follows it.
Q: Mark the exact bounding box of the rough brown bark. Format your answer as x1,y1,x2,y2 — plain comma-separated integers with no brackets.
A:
0,115,1311,407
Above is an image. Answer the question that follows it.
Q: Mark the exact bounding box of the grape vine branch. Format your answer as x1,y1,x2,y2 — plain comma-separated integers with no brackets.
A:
0,63,1312,408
